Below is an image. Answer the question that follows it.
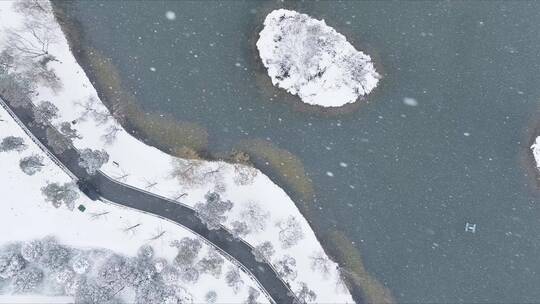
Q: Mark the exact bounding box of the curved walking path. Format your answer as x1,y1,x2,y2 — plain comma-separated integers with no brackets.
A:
0,94,298,304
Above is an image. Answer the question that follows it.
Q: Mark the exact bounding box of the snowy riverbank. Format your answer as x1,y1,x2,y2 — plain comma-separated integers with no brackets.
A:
0,1,354,303
257,9,380,108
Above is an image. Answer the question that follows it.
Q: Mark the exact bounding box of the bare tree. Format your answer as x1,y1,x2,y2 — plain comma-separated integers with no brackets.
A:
245,287,261,304
309,251,332,279
240,201,269,233
19,154,44,175
277,216,304,249
225,266,244,293
171,159,207,188
76,97,111,125
205,290,217,304
45,127,72,154
101,124,121,145
295,282,317,304
233,164,258,186
170,237,202,266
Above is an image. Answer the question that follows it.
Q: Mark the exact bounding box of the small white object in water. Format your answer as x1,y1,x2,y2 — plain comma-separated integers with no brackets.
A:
464,132,470,137
339,162,348,168
326,171,334,177
165,11,176,21
403,97,418,106
149,67,156,72
465,222,476,233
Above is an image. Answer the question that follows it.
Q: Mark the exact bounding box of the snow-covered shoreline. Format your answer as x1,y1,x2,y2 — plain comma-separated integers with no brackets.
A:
1,1,354,303
257,9,380,108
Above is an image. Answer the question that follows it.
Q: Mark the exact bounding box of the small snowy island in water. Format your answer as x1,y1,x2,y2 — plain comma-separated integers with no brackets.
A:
257,9,380,108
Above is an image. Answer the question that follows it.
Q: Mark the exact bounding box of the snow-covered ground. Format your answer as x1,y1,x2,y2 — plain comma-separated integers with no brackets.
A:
532,136,540,169
257,9,380,108
0,105,268,303
0,1,354,303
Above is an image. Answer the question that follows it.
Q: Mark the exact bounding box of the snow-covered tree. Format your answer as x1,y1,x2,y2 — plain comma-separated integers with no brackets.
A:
45,127,72,154
12,266,43,293
0,245,26,279
275,255,297,281
41,182,79,210
0,136,26,152
252,241,274,263
59,122,81,140
71,253,91,274
33,100,58,124
170,237,202,266
205,290,218,304
245,286,261,304
225,266,244,293
171,159,207,188
38,237,71,271
277,216,304,249
194,192,233,230
19,154,44,175
178,265,199,284
75,277,116,304
230,221,251,239
240,201,269,233
20,239,43,262
0,71,34,108
296,282,317,304
78,148,109,175
137,244,154,261
196,249,224,278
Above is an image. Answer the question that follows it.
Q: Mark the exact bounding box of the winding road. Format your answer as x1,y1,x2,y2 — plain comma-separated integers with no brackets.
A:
0,94,298,304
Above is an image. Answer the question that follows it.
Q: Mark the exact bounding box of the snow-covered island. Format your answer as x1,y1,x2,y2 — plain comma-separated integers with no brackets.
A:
532,136,540,169
257,9,380,108
0,1,355,303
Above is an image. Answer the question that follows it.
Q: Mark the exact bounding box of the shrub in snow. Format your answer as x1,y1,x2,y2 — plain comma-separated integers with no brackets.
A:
240,201,269,233
75,278,116,304
277,216,304,249
233,164,258,186
196,249,224,278
33,100,58,124
296,282,317,304
275,255,297,281
12,266,43,293
252,241,275,263
225,266,244,293
171,237,202,266
19,154,44,175
205,290,218,304
0,136,26,152
78,148,109,175
45,127,72,154
257,9,380,107
194,192,233,230
41,182,79,210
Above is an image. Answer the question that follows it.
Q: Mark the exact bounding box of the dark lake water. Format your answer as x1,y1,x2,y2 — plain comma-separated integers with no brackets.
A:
59,1,540,302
